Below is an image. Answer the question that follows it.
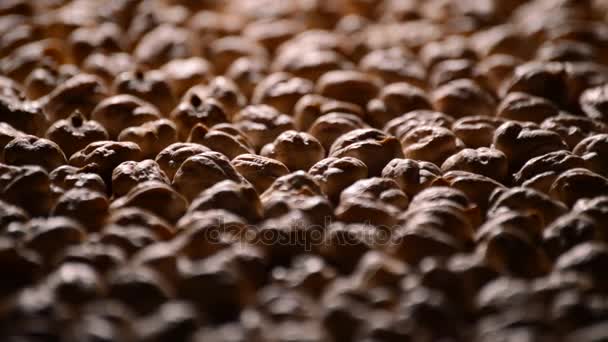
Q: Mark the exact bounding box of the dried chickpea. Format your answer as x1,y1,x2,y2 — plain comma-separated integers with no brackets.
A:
69,140,143,184
243,19,304,52
359,47,426,87
487,187,568,227
107,265,173,315
188,124,253,160
252,72,314,114
381,158,442,198
233,104,295,151
420,36,477,68
172,151,244,201
475,54,522,92
51,188,109,232
549,168,608,207
261,130,325,171
82,52,134,87
110,181,188,223
0,164,53,216
3,135,67,172
111,160,169,198
170,94,228,140
543,212,602,259
68,22,124,64
514,151,587,193
45,111,109,157
573,134,608,177
21,217,86,263
440,171,505,214
366,82,432,129
134,24,196,69
154,143,211,181
541,113,608,149
207,36,268,74
187,180,263,222
0,122,23,152
316,70,382,107
91,94,160,139
24,61,75,100
329,128,403,176
117,119,178,159
43,74,108,122
580,84,608,122
497,92,560,124
401,126,465,166
272,48,348,83
192,76,247,120
429,58,476,88
452,115,505,148
441,147,509,183
231,154,290,194
340,177,409,211
113,69,176,115
308,112,367,151
431,79,496,119
49,165,106,196
501,62,568,107
492,121,568,171
105,207,174,241
161,57,213,97
293,94,364,131
384,110,454,142
225,57,268,99
0,95,48,136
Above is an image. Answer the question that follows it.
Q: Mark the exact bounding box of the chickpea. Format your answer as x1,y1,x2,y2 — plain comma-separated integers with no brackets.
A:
188,124,254,160
44,74,108,122
113,69,176,115
452,115,505,148
366,82,432,129
429,58,476,88
420,36,476,68
0,95,48,136
401,126,465,166
225,57,268,99
233,104,295,151
0,122,24,152
91,94,160,139
493,121,568,171
69,140,143,184
154,143,211,181
45,111,109,157
252,72,314,114
24,61,75,100
574,133,608,178
172,151,244,201
161,57,213,97
501,62,567,107
384,110,454,141
359,47,426,87
308,112,367,152
243,19,304,52
170,94,228,140
514,151,587,193
21,217,86,263
187,180,263,222
431,79,496,119
329,128,403,176
272,48,347,82
316,70,382,107
193,76,247,120
475,54,522,93
580,84,608,122
107,265,173,315
110,181,188,223
541,113,608,149
3,135,66,171
549,168,608,207
543,212,602,259
487,187,568,227
381,158,442,198
134,24,196,69
261,130,325,171
207,36,268,74
111,160,169,198
68,22,124,64
0,164,53,216
232,154,290,194
309,156,368,203
497,92,560,124
82,52,134,87
293,94,364,131
51,188,109,232
118,119,178,159
440,171,505,214
441,147,509,183
106,207,174,241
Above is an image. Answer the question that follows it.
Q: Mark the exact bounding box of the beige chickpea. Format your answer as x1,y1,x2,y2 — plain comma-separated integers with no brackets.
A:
492,121,568,171
441,147,509,183
329,128,403,176
117,119,178,159
451,115,505,148
401,126,465,166
233,104,295,151
399,203,474,245
420,36,477,68
91,94,160,139
272,48,347,82
389,225,464,265
487,187,568,227
429,58,476,88
500,62,567,107
293,94,364,131
161,57,213,97
381,158,442,198
470,25,530,59
0,96,48,137
110,181,188,223
50,165,106,195
207,36,268,74
113,69,176,115
24,61,75,100
44,74,108,122
573,134,608,177
3,135,66,171
0,164,53,216
45,111,109,157
111,160,170,198
68,22,124,64
170,94,228,140
475,54,522,93
231,154,290,194
188,124,254,160
261,130,325,171
193,76,247,120
252,72,314,114
187,180,263,222
340,177,409,210
172,151,244,201
431,79,496,119
316,70,382,107
82,52,134,87
225,57,269,99
497,92,559,124
440,171,505,214
366,82,432,129
154,143,211,181
243,18,304,52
